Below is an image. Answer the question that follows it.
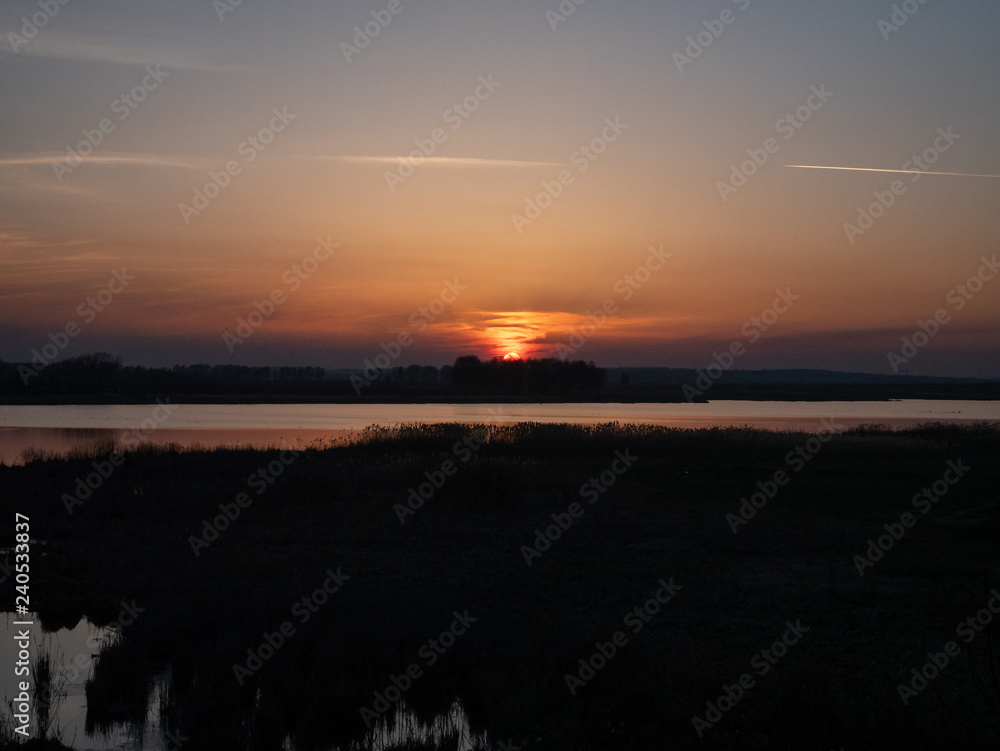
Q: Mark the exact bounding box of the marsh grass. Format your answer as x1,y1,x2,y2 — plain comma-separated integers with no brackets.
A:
83,629,152,739
32,638,69,744
18,446,62,464
2,421,1000,749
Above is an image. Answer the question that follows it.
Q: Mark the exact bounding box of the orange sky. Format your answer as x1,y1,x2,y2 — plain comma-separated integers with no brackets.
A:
1,1,998,375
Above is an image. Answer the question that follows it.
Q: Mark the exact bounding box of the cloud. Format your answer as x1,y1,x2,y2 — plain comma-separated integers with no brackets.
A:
0,230,95,250
785,164,1000,179
0,152,208,203
431,309,678,358
0,152,206,170
2,30,248,72
305,155,567,169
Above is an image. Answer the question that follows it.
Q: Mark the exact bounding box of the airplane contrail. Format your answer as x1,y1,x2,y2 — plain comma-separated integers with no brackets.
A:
785,164,1000,178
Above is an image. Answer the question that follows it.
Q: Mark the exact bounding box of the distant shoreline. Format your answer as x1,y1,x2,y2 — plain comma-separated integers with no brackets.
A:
2,382,999,405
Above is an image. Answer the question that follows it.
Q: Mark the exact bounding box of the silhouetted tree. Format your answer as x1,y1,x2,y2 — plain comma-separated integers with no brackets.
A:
39,352,121,393
450,356,604,396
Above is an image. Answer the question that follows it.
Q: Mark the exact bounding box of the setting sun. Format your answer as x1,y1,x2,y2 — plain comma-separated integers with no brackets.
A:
502,352,522,361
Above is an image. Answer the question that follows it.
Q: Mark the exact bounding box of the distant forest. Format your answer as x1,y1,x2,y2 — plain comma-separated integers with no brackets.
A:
3,352,997,403
0,352,608,399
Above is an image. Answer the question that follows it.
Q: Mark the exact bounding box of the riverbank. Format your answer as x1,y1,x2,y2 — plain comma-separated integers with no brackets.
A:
2,422,1000,749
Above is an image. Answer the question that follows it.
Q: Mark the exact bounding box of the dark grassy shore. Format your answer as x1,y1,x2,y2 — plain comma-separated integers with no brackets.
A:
3,422,1000,750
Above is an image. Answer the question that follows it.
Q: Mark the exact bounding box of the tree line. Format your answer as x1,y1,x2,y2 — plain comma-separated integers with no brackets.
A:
0,353,606,398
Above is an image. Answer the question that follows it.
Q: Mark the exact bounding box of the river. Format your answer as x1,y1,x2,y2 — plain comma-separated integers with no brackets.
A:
0,400,997,465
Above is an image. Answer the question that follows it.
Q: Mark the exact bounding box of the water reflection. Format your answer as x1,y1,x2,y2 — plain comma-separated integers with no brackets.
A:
354,700,488,751
0,612,168,750
2,613,492,751
0,427,350,466
2,399,999,465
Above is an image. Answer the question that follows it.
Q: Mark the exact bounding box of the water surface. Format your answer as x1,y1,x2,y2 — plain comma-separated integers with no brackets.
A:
1,400,996,464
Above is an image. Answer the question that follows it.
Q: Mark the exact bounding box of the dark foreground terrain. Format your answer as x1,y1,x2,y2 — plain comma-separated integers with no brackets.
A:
2,422,1000,750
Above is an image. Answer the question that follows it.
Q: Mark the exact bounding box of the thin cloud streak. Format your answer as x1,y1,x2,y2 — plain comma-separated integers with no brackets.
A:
785,164,1000,178
1,31,248,72
0,153,207,169
0,234,96,250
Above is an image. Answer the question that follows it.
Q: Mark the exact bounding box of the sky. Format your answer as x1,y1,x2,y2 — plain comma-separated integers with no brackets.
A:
1,0,999,377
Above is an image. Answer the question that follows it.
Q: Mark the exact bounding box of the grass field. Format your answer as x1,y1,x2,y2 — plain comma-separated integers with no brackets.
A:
3,421,1000,750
